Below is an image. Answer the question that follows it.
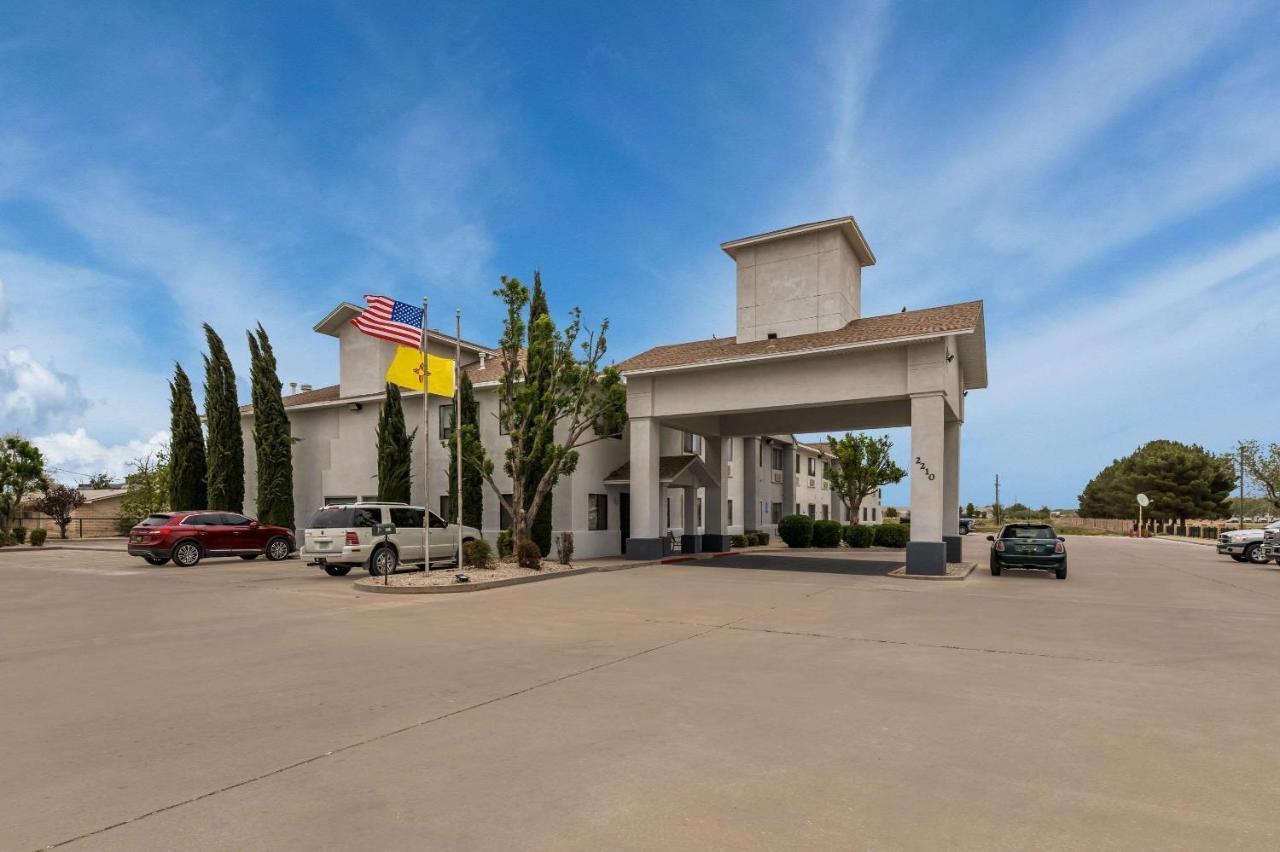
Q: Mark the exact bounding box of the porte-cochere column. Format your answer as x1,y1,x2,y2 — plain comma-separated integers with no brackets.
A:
625,416,666,559
907,392,947,574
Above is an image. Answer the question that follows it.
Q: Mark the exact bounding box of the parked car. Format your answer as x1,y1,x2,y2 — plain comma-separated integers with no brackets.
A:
987,523,1068,579
959,517,976,535
1265,527,1279,563
1217,521,1280,564
128,511,296,567
301,502,481,577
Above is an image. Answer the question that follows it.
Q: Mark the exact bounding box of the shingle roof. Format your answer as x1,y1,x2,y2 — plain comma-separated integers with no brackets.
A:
616,301,983,374
463,351,524,385
240,384,341,414
603,455,705,484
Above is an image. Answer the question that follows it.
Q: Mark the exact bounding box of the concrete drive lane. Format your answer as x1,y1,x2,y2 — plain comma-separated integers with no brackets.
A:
2,537,1278,850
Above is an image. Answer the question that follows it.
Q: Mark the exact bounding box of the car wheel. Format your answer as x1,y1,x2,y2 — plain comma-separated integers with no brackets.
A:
990,559,1002,576
1245,544,1269,565
265,537,291,561
1056,562,1068,580
142,555,170,566
173,541,202,567
239,554,259,560
368,545,397,576
323,564,352,577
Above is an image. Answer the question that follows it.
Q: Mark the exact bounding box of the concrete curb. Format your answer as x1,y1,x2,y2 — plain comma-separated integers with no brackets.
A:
353,559,659,594
887,561,977,581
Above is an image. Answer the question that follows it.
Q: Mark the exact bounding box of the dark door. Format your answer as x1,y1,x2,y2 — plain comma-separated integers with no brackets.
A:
222,513,261,551
620,492,630,554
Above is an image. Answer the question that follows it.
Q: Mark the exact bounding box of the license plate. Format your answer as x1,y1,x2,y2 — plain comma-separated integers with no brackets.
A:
312,541,331,550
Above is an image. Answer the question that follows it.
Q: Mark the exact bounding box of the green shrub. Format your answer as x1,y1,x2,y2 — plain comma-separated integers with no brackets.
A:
873,524,910,548
754,531,770,546
730,534,747,548
516,538,542,570
0,532,10,547
497,529,513,558
843,524,875,548
812,519,842,547
778,514,814,548
463,538,494,569
13,527,27,544
30,528,48,547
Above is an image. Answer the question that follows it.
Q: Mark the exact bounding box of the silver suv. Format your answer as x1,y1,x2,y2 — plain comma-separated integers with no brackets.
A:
302,502,481,577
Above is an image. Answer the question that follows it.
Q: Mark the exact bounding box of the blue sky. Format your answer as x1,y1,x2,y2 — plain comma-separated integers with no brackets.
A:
1,0,1277,508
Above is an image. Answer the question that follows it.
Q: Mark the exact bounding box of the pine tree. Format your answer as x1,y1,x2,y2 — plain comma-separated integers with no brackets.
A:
168,363,207,510
449,372,484,529
202,324,244,511
247,323,294,528
523,271,554,555
377,383,414,504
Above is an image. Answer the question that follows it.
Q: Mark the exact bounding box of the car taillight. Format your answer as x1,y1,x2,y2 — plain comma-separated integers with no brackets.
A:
994,540,1005,551
345,531,360,546
1054,541,1065,553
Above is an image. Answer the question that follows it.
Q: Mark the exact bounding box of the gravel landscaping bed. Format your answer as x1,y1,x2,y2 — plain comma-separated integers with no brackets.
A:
371,561,578,587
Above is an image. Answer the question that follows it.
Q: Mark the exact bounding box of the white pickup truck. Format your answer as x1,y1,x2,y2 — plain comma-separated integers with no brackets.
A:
1217,521,1280,565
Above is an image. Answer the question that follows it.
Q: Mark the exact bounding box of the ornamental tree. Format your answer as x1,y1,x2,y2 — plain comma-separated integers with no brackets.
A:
203,323,244,512
33,483,85,539
463,275,626,560
168,363,207,511
0,436,45,531
825,433,906,524
247,324,295,528
377,383,414,504
120,450,171,531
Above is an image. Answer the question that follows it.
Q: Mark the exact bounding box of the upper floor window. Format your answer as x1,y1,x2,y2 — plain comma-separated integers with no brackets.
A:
439,403,454,441
807,457,816,476
771,447,784,471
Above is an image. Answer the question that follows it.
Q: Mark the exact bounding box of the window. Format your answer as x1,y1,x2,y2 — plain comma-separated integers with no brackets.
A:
771,502,782,521
182,513,219,526
682,432,702,454
771,447,784,471
862,506,868,522
307,507,379,528
759,442,763,466
588,493,607,531
808,457,816,476
498,401,509,435
427,511,448,529
795,503,800,515
821,505,829,521
807,503,816,519
222,514,252,526
728,499,734,526
390,507,425,528
870,507,877,522
500,494,513,530
795,453,800,474
439,403,454,441
696,498,702,527
439,495,451,521
666,497,671,528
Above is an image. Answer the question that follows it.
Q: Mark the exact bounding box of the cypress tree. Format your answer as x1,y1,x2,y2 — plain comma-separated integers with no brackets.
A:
168,363,207,510
202,323,244,511
523,271,554,556
449,371,484,529
377,383,414,504
247,323,294,528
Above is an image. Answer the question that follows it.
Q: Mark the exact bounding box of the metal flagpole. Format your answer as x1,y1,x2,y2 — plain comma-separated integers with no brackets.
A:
455,309,463,570
421,297,430,573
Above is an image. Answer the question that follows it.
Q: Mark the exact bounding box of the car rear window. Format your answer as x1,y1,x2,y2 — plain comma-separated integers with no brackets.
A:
1002,525,1056,539
307,507,381,528
139,514,171,526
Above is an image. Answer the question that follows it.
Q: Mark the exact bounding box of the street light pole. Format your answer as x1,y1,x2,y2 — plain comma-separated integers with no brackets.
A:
1240,444,1246,531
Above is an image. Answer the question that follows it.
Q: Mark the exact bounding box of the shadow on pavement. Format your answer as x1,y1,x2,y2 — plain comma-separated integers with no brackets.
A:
686,553,900,577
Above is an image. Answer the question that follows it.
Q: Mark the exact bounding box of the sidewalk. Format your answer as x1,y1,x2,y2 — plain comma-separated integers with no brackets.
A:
37,537,128,553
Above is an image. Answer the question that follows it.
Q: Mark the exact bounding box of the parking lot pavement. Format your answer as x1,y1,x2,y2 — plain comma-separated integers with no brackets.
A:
2,536,1279,850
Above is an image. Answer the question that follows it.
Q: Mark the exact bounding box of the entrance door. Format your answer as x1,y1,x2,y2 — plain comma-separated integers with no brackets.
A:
620,492,630,554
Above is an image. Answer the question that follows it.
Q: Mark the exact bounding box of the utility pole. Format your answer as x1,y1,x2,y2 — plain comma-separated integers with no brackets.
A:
1239,444,1246,531
994,474,1001,525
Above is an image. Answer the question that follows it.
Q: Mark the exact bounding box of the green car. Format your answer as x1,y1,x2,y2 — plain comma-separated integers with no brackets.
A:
987,524,1068,579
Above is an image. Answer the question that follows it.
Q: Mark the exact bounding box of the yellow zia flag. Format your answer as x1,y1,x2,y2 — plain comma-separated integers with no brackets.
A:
386,345,456,397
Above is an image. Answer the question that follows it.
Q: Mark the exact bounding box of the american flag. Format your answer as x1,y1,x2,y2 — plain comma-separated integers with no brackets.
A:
351,295,425,348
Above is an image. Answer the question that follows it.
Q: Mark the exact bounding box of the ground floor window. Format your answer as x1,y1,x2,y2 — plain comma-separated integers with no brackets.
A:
439,403,454,440
588,493,607,531
728,499,733,525
807,503,816,519
821,504,829,521
771,502,782,521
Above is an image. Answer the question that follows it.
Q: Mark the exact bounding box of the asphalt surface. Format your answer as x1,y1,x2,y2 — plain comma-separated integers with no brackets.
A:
2,536,1278,850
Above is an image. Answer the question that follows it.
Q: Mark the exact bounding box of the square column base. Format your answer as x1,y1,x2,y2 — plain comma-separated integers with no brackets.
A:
680,534,702,554
626,537,671,560
701,533,732,552
943,535,963,563
906,541,947,575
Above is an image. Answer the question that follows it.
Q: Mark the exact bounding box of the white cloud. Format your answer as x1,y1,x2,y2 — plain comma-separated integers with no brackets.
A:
0,347,88,435
34,428,169,482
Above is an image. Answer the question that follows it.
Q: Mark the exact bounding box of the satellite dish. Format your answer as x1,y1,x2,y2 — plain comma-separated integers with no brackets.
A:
1136,493,1150,507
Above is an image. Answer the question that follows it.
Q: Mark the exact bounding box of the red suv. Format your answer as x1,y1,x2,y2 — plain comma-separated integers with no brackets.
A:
128,511,296,567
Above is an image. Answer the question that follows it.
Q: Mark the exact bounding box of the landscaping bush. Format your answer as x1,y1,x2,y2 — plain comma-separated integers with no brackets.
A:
843,523,875,548
0,532,11,547
730,534,747,548
873,523,910,548
554,531,574,565
13,527,27,544
812,519,842,547
497,529,513,558
516,538,542,570
753,531,770,546
778,514,814,548
30,528,47,546
463,538,494,569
